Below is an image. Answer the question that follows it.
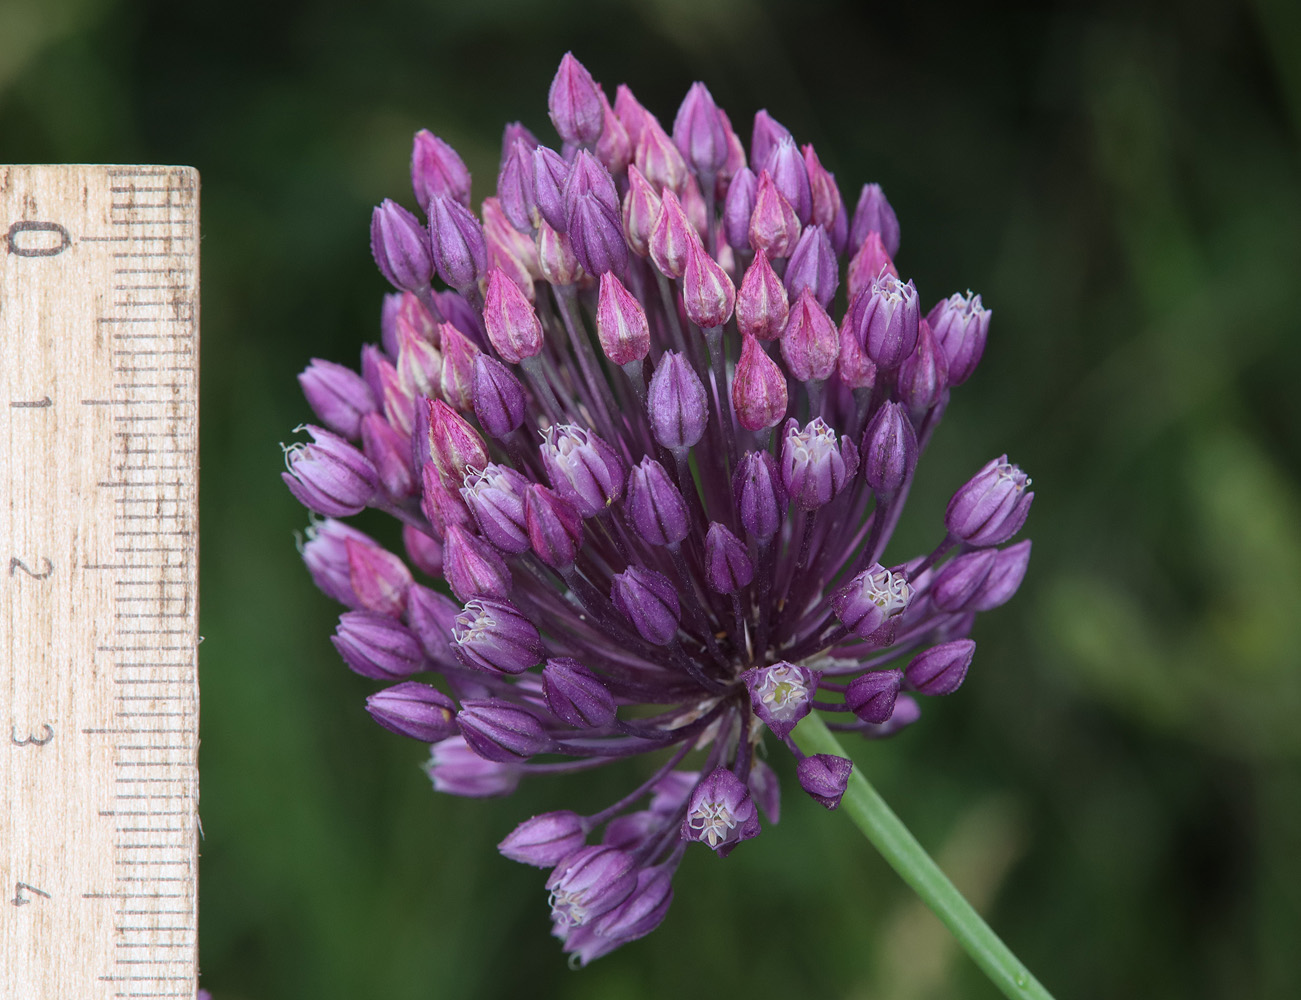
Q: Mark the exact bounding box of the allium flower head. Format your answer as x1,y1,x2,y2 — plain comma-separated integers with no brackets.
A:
285,53,1035,965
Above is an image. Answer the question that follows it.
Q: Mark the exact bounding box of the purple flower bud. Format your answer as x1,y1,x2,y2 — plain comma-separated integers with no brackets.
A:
428,195,487,294
568,190,628,278
532,145,571,232
931,548,999,612
905,639,976,696
682,767,760,856
832,563,914,643
704,522,753,593
591,862,675,944
301,518,374,607
411,129,472,212
649,188,694,280
497,137,538,233
732,332,789,432
499,811,589,868
370,199,434,293
501,121,539,158
750,110,792,171
862,401,919,498
895,318,950,419
945,456,1034,547
796,753,852,809
548,53,605,147
547,846,639,928
298,358,377,439
673,81,729,176
366,681,458,742
844,669,903,724
634,117,690,196
332,610,424,680
360,412,416,500
736,250,789,342
625,458,690,548
426,399,490,484
442,524,512,603
927,291,991,386
406,582,460,665
564,150,620,219
647,351,708,451
483,268,544,363
763,136,812,225
784,225,839,309
970,539,1031,612
458,698,554,762
543,657,616,729
682,238,735,329
453,598,543,675
780,289,839,384
344,535,413,617
851,273,921,370
471,354,526,438
403,524,443,577
461,463,531,554
427,735,521,797
846,230,898,302
780,416,859,511
749,170,802,259
524,484,584,569
732,450,786,543
282,425,378,517
862,693,921,739
743,662,818,739
540,424,626,517
850,182,900,258
596,271,651,365
610,565,680,645
803,144,842,230
621,165,661,259
723,166,757,251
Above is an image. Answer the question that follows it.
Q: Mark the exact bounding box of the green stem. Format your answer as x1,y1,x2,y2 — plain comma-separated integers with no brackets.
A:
794,712,1056,1000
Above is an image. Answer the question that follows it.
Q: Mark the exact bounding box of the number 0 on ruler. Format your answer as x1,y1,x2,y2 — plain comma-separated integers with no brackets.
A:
1,166,200,998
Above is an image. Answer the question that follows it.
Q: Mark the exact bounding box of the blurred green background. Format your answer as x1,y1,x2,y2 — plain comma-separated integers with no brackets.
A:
4,0,1300,996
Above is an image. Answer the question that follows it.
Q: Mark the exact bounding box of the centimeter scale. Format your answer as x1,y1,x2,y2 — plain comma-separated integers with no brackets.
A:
1,165,200,998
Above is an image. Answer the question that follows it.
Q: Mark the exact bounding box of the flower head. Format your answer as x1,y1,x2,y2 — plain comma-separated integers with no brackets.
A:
285,54,1034,964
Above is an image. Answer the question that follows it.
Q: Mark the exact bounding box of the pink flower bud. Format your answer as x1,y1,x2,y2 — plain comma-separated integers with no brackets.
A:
735,251,789,341
732,333,788,431
483,268,544,364
649,188,695,280
621,165,661,259
780,289,838,382
681,239,735,329
596,272,650,365
748,170,802,259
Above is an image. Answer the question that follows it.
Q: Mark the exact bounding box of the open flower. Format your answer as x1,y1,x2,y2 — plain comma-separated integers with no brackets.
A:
285,52,1033,965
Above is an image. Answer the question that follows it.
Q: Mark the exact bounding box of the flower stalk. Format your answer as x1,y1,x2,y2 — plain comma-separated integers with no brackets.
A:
795,711,1055,1000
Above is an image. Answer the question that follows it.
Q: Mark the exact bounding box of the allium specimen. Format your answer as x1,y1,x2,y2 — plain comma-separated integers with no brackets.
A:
286,52,1034,965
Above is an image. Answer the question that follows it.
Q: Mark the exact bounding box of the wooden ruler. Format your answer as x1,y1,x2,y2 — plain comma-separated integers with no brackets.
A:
0,165,199,998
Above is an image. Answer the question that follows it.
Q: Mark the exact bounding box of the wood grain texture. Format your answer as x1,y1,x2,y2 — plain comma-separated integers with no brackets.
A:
0,165,199,999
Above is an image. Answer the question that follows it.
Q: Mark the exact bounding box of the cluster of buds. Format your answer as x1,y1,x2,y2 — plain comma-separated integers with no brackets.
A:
283,52,1032,965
